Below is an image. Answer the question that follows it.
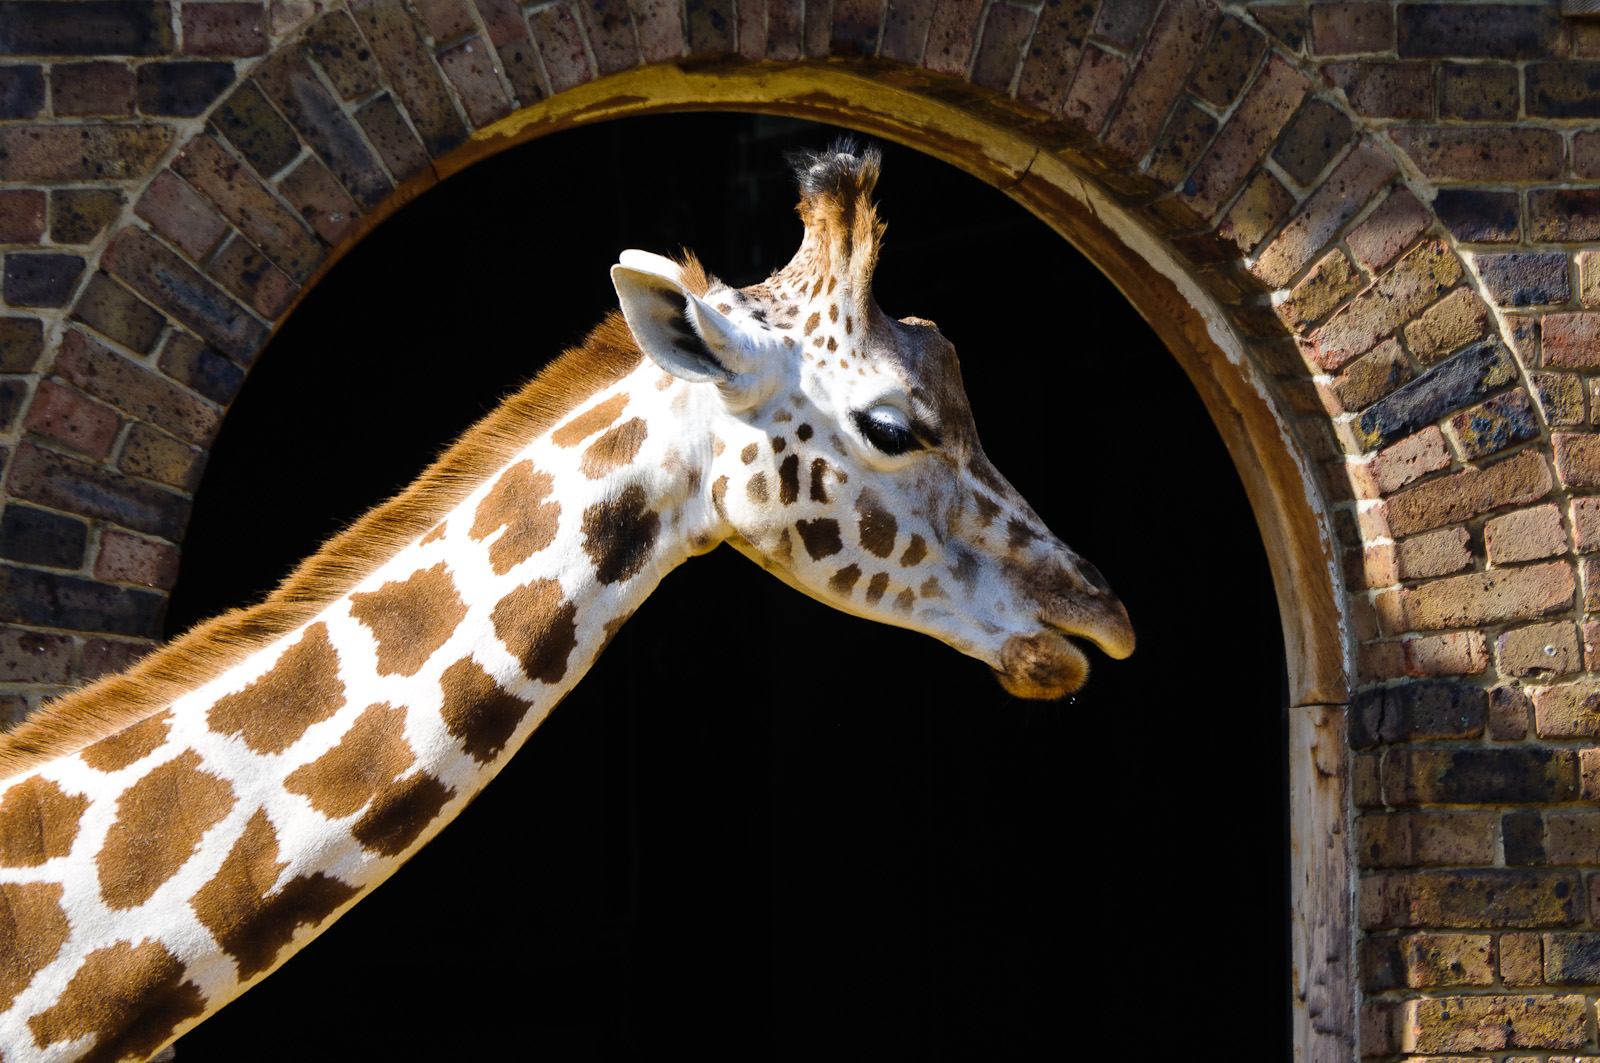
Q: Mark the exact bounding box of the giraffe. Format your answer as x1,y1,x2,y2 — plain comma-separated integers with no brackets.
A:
0,144,1133,1062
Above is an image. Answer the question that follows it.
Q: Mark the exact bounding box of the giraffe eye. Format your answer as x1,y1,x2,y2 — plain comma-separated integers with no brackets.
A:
853,406,920,456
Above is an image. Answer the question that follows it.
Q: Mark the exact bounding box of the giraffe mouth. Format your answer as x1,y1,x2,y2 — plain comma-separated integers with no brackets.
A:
992,599,1136,700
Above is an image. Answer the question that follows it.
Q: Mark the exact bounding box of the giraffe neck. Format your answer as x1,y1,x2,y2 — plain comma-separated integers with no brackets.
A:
0,358,714,1062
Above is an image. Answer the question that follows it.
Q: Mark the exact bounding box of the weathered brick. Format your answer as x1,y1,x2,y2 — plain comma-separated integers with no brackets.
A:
1358,639,1406,683
1580,251,1600,306
1576,130,1600,181
1405,287,1490,366
969,3,1032,91
1554,433,1600,489
0,65,41,120
1405,993,1587,1053
1403,631,1489,677
1247,2,1307,50
1448,389,1540,461
1358,998,1401,1055
182,2,265,56
211,81,300,178
1397,4,1566,60
528,2,592,92
24,381,118,460
1490,686,1533,740
1348,539,1397,587
1014,0,1093,113
1359,933,1405,992
0,189,44,244
1273,98,1352,187
0,625,72,684
101,228,267,364
1546,931,1600,987
1530,188,1600,243
0,382,23,434
135,61,232,117
1546,817,1600,867
684,0,732,54
0,124,173,183
575,0,640,73
1349,680,1486,747
1390,127,1563,183
1180,55,1310,221
1586,619,1600,672
1574,498,1600,553
412,0,476,40
304,10,384,101
1498,621,1582,680
1387,746,1579,806
1213,169,1295,257
1534,682,1600,738
1335,339,1414,411
354,95,431,183
1320,60,1432,119
1380,560,1572,634
1353,750,1383,807
1405,933,1495,987
80,637,153,681
1529,372,1586,427
1061,45,1128,139
1434,189,1521,244
0,506,85,571
1370,426,1450,496
48,61,134,117
1184,14,1260,109
253,49,392,210
55,328,222,447
48,188,121,246
1478,252,1571,309
1311,2,1391,54
1278,250,1361,331
1439,62,1521,121
1142,98,1217,188
760,0,800,62
1372,869,1583,930
278,156,360,245
351,0,469,156
1092,0,1161,48
170,134,323,283
95,529,179,590
1346,189,1430,275
438,35,512,128
2,252,82,308
134,170,228,261
0,2,174,55
1397,527,1473,581
155,332,243,406
0,317,40,373
8,439,186,540
1359,811,1413,867
1487,505,1568,566
205,235,298,321
0,564,164,639
1254,138,1397,290
1101,0,1216,163
1526,62,1600,119
1501,931,1542,985
1355,339,1518,453
70,272,164,355
493,38,545,104
117,422,204,492
1543,313,1600,370
474,0,530,46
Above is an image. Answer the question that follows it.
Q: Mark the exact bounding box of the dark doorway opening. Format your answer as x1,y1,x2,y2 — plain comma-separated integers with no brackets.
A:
168,114,1288,1059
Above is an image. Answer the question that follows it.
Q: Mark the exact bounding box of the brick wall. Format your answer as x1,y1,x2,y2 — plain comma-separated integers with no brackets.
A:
1,0,1598,1058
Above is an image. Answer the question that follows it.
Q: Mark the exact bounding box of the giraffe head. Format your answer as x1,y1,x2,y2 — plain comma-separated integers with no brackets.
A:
612,143,1133,698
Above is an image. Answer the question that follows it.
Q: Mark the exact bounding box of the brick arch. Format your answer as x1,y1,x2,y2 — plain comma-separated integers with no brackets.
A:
2,2,1597,1060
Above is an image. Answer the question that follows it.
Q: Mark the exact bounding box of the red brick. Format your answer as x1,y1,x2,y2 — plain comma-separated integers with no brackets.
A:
1378,561,1573,634
304,11,385,101
1490,685,1533,740
1587,557,1600,614
1542,313,1600,369
1501,931,1542,985
1321,60,1431,119
1573,498,1600,553
1396,4,1567,61
1189,15,1263,109
277,156,360,246
1554,433,1600,488
764,0,802,61
1397,527,1473,581
1530,188,1600,243
49,61,135,117
1253,138,1399,289
1487,505,1568,566
1015,0,1092,112
81,638,154,682
1101,0,1217,163
94,529,180,591
354,95,431,183
1061,44,1128,138
1357,639,1406,683
1497,621,1582,680
412,0,476,41
0,124,174,183
182,2,267,56
438,35,512,128
8,440,190,541
574,0,640,73
1388,449,1551,537
1093,0,1161,48
172,134,323,284
632,0,684,62
0,189,45,244
1403,631,1488,677
1346,188,1430,275
1391,127,1563,183
0,627,72,685
133,171,228,262
1584,748,1600,798
528,2,592,94
473,0,530,46
23,380,118,460
1546,814,1600,865
1586,619,1600,672
1404,994,1587,1053
1180,55,1310,221
352,0,470,156
1439,62,1521,121
54,328,223,447
1312,2,1392,54
1532,682,1600,738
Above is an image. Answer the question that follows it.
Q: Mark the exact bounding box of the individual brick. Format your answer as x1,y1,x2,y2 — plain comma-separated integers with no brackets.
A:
94,529,179,590
1405,287,1491,366
1542,314,1600,370
304,10,384,101
182,2,266,56
437,35,512,129
1272,98,1352,186
1014,0,1094,112
277,156,360,245
0,124,174,182
1369,869,1583,930
2,252,82,308
48,188,122,246
350,0,469,156
155,332,243,406
1378,561,1572,634
1546,817,1600,867
574,0,640,74
1477,252,1571,308
1396,4,1566,60
252,49,393,209
1253,138,1397,290
1527,62,1600,119
210,81,301,178
1434,189,1521,244
968,3,1032,91
135,61,233,118
1212,169,1295,256
101,228,267,364
1385,747,1578,805
48,61,134,117
1577,130,1600,180
1502,932,1543,985
54,328,223,447
1581,251,1600,305
0,64,42,119
1358,639,1405,683
528,2,593,93
1349,680,1486,747
354,95,431,183
0,564,164,639
0,505,86,570
1448,389,1540,461
0,2,174,55
1555,433,1600,488
1546,931,1600,986
1061,45,1129,139
1439,62,1521,121
1277,250,1361,331
684,0,731,54
205,234,298,321
1533,682,1600,738
1409,930,1497,987
1180,55,1310,221
0,316,40,373
1489,685,1533,740
1100,0,1217,164
493,38,545,104
134,171,228,261
1396,527,1473,581
1404,994,1587,1053
1486,505,1568,566
1389,127,1563,183
1369,425,1451,495
0,626,72,685
1092,0,1161,48
171,134,323,283
1574,497,1600,553
1141,98,1217,188
1404,631,1489,677
1529,189,1600,243
1346,189,1430,275
7,440,189,541
117,422,205,493
412,0,477,41
1320,60,1432,119
1311,2,1392,54
70,272,164,355
1359,933,1404,992
1362,812,1490,868
24,380,118,459
1247,3,1307,50
1189,14,1263,108
1355,339,1518,453
0,189,44,243
1335,339,1414,411
1497,621,1582,680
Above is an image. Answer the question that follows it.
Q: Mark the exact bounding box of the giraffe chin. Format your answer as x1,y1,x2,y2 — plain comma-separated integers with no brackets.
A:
993,630,1089,700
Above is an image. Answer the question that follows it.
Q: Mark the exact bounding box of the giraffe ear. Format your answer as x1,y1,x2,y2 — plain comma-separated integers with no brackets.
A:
611,252,750,387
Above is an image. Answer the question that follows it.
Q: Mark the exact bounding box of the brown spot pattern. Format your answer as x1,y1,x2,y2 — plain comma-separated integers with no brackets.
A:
795,518,843,561
773,436,786,452
285,703,415,819
900,535,928,568
492,578,579,684
0,881,68,1010
81,710,173,773
579,417,648,479
893,588,916,613
439,658,535,764
419,521,447,545
740,443,758,464
919,577,946,599
857,498,897,558
469,460,560,574
351,771,455,857
829,303,838,322
711,474,729,520
28,940,205,1063
97,750,235,910
804,312,820,335
191,809,359,980
580,484,660,585
797,424,813,441
809,458,830,502
550,391,628,447
866,572,891,605
973,493,1002,526
208,623,345,755
829,565,862,595
775,528,794,565
348,563,467,678
777,454,800,504
0,776,87,867
845,314,853,334
747,471,769,504
1006,517,1038,552
950,550,981,596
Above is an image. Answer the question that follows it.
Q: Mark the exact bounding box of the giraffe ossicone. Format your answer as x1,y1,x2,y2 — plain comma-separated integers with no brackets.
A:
0,143,1132,1061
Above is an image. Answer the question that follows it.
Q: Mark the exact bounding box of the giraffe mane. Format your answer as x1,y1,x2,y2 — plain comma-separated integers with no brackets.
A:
0,256,713,779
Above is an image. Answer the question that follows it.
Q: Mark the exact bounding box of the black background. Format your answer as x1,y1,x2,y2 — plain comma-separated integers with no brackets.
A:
168,114,1288,1059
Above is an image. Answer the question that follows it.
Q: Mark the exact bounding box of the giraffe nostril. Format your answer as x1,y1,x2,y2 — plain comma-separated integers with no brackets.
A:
1077,559,1111,594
